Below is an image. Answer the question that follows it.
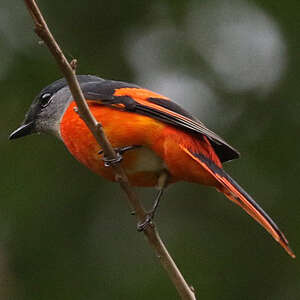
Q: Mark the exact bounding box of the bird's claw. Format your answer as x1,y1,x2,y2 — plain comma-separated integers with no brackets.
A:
137,212,155,232
98,145,141,167
102,152,123,167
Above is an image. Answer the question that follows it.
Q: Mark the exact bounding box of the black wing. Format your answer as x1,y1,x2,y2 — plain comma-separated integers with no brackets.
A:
80,79,240,163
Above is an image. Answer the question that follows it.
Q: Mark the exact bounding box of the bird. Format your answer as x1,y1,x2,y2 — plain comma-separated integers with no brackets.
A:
9,75,295,258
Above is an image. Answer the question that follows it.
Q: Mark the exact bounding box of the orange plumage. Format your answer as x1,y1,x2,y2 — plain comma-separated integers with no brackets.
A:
58,83,294,258
60,101,220,187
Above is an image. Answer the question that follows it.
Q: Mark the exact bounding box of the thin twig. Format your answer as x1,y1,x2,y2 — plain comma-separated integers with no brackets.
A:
23,1,196,299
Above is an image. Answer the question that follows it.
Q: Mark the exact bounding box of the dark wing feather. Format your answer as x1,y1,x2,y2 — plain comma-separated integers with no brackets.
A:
80,79,240,163
180,145,295,258
133,102,240,162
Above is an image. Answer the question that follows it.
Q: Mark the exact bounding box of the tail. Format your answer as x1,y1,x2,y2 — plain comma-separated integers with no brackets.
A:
180,145,295,258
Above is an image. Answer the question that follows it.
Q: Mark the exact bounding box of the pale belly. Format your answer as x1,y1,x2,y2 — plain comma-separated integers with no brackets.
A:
111,146,170,187
125,147,165,174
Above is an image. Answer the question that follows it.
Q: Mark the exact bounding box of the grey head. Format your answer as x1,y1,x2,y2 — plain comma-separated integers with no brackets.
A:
9,75,104,140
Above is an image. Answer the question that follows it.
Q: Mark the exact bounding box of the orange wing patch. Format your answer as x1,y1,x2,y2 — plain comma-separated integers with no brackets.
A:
114,87,170,101
113,88,239,164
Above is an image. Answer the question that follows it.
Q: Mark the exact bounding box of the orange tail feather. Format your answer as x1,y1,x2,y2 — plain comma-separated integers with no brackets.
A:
180,145,295,258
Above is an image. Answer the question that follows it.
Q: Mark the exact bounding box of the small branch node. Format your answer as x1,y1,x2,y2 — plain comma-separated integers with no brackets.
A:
34,23,44,35
70,59,77,70
36,22,43,29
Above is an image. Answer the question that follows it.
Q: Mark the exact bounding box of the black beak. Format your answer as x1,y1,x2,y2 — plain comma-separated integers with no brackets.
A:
9,121,35,140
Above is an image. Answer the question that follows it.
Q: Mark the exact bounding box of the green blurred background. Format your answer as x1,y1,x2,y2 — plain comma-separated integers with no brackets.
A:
1,0,300,299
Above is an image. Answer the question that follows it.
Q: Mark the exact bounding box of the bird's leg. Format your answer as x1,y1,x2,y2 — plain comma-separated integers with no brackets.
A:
137,171,169,231
98,145,141,167
137,189,164,232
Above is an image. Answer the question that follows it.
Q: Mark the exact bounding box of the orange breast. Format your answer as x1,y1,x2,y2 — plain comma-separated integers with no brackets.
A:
60,101,220,187
60,102,169,186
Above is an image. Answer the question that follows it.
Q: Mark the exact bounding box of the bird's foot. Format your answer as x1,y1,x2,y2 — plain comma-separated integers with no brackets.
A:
98,145,141,167
137,211,155,232
136,178,167,232
102,153,123,167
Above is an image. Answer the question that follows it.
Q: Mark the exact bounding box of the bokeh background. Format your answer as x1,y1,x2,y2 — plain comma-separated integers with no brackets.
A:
1,0,300,299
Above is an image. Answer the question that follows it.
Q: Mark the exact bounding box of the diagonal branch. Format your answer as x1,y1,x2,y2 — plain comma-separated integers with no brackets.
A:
22,1,196,299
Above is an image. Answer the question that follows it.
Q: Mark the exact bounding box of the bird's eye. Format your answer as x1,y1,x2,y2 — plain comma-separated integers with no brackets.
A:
40,93,52,108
